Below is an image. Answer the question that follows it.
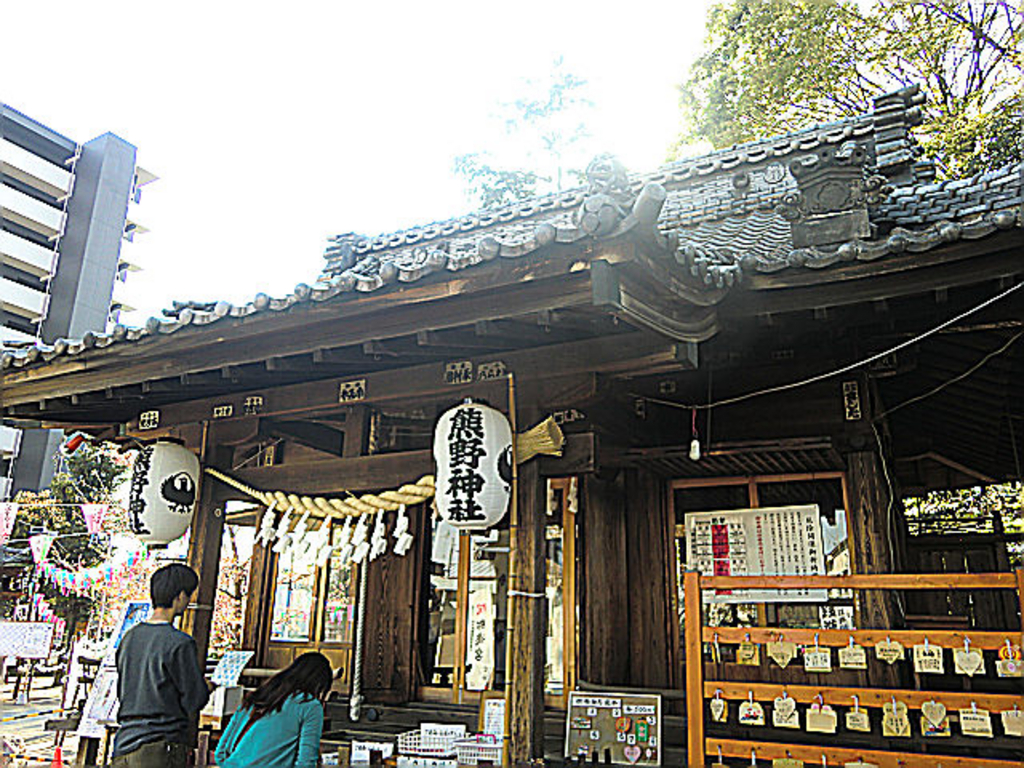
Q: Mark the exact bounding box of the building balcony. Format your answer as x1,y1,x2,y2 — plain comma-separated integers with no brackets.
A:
0,425,20,456
0,229,54,277
0,325,37,345
110,278,137,315
0,183,63,236
0,138,73,199
0,275,47,320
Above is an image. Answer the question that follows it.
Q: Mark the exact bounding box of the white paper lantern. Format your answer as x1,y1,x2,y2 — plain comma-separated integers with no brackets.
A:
434,401,513,530
127,441,200,545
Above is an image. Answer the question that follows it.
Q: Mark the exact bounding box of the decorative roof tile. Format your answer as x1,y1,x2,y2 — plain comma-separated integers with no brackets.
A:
2,87,1018,373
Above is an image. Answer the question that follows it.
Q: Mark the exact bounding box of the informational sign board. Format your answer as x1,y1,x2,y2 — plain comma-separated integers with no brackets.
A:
0,621,55,659
79,601,153,737
211,650,255,687
479,692,506,737
112,602,151,648
564,692,662,765
685,505,827,603
77,665,119,738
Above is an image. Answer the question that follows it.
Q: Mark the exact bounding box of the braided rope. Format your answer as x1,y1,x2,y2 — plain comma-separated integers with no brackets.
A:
203,467,435,519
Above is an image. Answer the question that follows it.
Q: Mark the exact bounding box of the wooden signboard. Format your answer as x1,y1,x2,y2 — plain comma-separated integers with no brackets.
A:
564,692,662,765
685,505,826,603
0,621,55,659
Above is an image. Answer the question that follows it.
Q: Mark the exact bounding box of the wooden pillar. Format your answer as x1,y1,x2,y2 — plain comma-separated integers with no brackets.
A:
182,435,232,670
624,468,672,688
241,536,272,662
846,449,902,688
846,450,899,628
508,459,546,766
579,472,629,686
682,571,704,768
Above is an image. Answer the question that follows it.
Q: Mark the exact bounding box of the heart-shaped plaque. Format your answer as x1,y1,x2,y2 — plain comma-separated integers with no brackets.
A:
921,700,946,727
767,641,797,668
709,697,727,722
623,745,642,764
953,648,984,676
772,696,799,729
875,639,905,665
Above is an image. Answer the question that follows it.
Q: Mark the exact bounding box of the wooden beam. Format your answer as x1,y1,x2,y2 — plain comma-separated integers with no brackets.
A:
591,260,720,343
700,572,1018,590
120,334,674,434
508,458,545,764
232,433,597,496
259,419,345,457
1,260,597,406
705,626,1018,650
709,738,1021,768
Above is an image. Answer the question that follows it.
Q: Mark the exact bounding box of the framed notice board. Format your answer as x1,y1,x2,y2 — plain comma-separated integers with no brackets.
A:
564,692,662,765
0,621,55,659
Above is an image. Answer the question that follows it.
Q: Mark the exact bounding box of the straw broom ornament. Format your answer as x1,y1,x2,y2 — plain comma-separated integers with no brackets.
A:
513,416,565,464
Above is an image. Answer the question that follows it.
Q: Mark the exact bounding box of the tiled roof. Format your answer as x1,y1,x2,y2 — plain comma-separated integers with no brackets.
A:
2,87,1019,373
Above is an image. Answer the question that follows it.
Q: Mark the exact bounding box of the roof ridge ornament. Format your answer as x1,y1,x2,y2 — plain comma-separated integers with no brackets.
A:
775,142,892,248
574,154,634,238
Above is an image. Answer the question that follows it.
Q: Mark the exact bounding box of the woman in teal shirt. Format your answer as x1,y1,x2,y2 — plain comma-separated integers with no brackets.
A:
215,652,332,768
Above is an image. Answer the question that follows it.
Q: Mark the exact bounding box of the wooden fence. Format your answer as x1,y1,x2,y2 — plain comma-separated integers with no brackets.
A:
684,570,1024,767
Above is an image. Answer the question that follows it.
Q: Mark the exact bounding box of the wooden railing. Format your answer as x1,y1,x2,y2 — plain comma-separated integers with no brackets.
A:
683,570,1024,767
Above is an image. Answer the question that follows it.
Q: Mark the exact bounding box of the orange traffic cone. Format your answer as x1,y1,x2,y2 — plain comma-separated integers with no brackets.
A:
50,746,64,768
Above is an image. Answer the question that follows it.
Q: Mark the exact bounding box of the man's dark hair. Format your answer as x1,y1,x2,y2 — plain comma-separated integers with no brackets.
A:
150,563,199,608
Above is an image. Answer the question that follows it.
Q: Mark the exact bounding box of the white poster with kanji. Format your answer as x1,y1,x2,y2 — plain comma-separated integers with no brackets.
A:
0,621,55,659
685,505,826,603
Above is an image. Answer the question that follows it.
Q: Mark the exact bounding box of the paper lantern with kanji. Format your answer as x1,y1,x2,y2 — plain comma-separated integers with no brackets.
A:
434,401,513,530
127,441,200,545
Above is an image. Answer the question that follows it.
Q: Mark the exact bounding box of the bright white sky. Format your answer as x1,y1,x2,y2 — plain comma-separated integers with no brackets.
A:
3,1,716,324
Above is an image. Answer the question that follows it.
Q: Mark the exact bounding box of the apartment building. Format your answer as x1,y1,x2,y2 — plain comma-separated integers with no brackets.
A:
0,103,153,497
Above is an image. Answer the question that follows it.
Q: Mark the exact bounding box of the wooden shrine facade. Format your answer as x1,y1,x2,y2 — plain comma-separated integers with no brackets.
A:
1,87,1022,764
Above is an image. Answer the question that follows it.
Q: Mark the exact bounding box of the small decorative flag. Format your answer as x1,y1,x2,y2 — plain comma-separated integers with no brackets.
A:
30,533,56,564
0,502,18,546
81,504,109,534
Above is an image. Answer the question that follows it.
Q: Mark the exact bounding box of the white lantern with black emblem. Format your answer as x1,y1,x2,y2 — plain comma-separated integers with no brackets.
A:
434,401,513,530
127,440,200,545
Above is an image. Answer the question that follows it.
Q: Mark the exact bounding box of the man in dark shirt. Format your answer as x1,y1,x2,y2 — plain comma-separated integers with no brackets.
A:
112,563,211,767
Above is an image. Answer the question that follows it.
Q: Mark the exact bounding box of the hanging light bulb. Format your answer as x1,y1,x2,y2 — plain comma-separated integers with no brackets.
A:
689,408,701,461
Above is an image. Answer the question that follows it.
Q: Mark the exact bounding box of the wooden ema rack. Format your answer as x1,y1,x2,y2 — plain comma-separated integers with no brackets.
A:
683,570,1024,767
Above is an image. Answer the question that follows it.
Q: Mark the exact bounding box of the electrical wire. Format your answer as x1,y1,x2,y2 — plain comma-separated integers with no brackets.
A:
876,330,1024,419
640,280,1024,412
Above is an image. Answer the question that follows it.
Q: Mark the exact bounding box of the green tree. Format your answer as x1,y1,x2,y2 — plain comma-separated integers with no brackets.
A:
904,482,1023,566
674,0,1022,177
2,443,130,632
454,59,595,209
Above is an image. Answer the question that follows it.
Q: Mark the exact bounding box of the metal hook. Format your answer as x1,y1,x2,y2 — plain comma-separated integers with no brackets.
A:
852,694,859,712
